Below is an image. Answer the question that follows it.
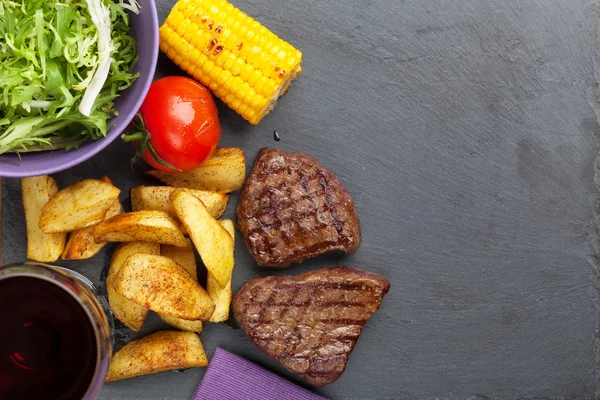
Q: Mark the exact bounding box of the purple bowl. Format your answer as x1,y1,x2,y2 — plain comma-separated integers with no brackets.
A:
0,1,159,178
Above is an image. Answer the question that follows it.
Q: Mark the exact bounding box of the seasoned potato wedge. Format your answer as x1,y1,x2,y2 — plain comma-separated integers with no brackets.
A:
146,148,245,193
106,331,208,382
39,179,120,233
21,176,66,262
62,200,121,260
62,177,122,260
93,210,187,247
107,242,160,332
131,186,228,219
159,314,203,333
171,189,234,287
108,242,161,283
113,253,215,320
208,219,235,322
159,239,201,330
160,239,197,280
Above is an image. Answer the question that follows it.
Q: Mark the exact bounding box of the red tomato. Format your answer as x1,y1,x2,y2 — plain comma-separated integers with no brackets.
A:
137,76,221,172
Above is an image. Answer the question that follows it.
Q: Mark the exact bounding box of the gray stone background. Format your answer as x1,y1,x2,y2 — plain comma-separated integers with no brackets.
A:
4,0,600,398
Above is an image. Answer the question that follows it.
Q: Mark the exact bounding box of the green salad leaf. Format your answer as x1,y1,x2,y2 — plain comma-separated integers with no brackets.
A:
0,0,139,154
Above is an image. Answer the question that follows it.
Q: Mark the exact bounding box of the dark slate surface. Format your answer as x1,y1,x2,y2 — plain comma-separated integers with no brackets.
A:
3,0,600,399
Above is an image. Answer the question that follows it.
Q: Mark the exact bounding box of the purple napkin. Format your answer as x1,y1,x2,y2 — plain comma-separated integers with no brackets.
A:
192,348,327,400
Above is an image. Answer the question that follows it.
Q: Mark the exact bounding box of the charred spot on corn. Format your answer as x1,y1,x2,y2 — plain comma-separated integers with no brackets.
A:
213,45,224,56
159,0,303,125
207,38,218,51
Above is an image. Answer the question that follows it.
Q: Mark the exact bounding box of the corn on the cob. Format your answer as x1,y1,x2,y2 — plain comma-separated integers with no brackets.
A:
160,0,303,125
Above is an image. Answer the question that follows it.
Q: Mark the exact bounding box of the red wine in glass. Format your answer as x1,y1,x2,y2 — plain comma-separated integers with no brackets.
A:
0,276,98,399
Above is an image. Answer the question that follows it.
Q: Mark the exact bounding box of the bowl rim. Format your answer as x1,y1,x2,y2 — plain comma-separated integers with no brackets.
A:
0,1,159,178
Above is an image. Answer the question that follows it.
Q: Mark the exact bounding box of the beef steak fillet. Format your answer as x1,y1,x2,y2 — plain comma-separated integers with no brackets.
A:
232,266,390,386
237,148,361,268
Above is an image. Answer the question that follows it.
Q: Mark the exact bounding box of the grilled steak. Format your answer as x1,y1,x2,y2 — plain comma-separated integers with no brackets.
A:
232,266,390,386
236,148,361,268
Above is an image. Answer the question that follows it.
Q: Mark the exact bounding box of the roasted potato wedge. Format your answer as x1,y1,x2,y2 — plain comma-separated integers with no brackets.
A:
208,219,235,322
21,176,66,262
159,314,203,333
113,253,215,320
159,240,201,330
62,177,122,260
39,179,120,233
106,330,208,382
108,242,161,284
146,148,245,193
160,239,197,280
107,242,160,331
62,200,121,260
131,186,228,219
93,211,187,247
171,189,234,287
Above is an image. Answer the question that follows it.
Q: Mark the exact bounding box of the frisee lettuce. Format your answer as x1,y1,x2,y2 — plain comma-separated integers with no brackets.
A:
0,0,139,154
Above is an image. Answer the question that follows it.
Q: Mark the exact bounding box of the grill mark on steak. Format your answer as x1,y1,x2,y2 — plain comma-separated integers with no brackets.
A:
282,327,302,359
236,148,361,268
277,281,376,291
256,300,370,308
257,281,280,331
233,266,390,386
318,170,344,240
317,318,364,326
